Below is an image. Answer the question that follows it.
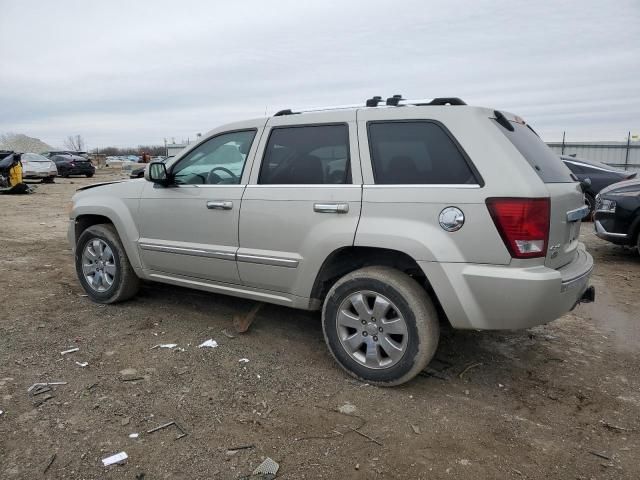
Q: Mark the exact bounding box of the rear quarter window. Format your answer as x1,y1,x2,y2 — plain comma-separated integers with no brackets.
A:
493,119,574,183
367,121,480,185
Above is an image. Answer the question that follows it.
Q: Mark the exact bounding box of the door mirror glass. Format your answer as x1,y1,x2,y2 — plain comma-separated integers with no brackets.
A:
145,161,170,185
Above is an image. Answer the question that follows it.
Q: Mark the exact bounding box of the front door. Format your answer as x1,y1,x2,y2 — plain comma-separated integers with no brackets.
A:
237,112,362,297
137,128,260,284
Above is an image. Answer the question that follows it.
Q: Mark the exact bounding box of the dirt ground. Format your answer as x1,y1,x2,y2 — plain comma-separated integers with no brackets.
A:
1,171,639,479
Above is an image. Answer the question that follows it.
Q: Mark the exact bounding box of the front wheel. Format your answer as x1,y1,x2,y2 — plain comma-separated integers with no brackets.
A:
322,266,439,386
75,224,140,303
86,173,94,178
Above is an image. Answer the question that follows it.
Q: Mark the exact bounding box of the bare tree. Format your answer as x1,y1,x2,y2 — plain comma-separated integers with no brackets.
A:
64,134,86,152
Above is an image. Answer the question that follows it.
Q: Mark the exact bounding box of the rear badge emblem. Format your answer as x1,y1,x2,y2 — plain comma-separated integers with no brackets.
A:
439,207,465,232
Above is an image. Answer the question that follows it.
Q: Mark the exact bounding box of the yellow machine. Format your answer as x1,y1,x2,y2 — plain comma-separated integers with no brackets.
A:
0,152,29,194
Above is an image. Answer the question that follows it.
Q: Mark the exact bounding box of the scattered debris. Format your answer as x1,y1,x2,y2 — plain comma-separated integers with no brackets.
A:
33,394,54,407
75,361,89,368
458,362,483,380
60,347,79,355
232,302,264,333
226,444,255,453
0,409,3,416
198,339,218,348
102,451,128,467
338,402,357,414
121,417,131,426
458,459,471,466
600,420,633,432
222,329,236,339
30,385,52,396
129,433,139,438
589,451,611,460
411,424,421,435
77,293,88,297
43,453,57,473
151,344,177,350
146,421,187,440
419,367,449,380
355,463,360,470
120,376,144,382
349,426,383,446
253,457,279,477
239,358,250,363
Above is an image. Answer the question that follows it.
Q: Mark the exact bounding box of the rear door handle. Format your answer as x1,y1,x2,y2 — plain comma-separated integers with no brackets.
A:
314,203,349,214
206,200,233,210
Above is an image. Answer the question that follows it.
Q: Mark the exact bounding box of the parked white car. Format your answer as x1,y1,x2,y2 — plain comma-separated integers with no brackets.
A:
68,95,595,386
21,153,58,183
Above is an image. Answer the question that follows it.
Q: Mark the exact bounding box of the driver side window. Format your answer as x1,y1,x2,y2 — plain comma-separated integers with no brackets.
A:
173,130,256,185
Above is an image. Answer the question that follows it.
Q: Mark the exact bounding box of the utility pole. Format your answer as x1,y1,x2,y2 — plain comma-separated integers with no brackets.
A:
561,131,566,155
625,131,631,170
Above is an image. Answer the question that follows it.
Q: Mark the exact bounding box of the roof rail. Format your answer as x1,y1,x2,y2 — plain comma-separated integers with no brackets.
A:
274,95,467,116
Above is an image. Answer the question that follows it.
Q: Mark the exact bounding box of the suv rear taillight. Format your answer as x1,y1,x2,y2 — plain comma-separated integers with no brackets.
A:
486,198,550,259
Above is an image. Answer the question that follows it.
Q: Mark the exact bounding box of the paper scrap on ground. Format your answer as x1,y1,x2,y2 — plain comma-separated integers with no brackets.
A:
151,344,177,350
60,347,79,355
198,339,218,348
239,358,249,363
253,457,279,476
75,361,88,367
129,433,139,438
102,451,128,466
0,410,3,415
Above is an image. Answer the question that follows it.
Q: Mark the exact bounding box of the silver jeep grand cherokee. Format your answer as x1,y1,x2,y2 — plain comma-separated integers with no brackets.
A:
68,96,595,386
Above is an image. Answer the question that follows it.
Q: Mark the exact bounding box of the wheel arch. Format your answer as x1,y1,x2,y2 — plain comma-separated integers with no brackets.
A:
310,246,447,323
73,205,143,274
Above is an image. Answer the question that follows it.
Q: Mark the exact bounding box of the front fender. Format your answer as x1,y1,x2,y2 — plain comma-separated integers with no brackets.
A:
71,186,143,274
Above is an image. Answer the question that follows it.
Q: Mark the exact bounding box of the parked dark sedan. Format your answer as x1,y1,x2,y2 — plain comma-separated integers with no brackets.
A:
51,154,95,178
561,155,636,213
129,156,171,179
594,177,640,252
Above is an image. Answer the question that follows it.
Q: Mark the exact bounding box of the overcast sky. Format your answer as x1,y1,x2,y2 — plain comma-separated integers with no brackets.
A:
1,0,638,149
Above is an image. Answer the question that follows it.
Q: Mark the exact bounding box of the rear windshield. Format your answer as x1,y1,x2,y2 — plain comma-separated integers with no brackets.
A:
493,119,574,183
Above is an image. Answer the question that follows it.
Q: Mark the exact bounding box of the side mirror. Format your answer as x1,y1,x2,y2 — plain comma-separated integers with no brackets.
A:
579,177,592,193
145,161,171,186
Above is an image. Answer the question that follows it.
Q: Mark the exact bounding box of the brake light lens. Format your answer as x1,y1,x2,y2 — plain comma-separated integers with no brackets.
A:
486,198,550,258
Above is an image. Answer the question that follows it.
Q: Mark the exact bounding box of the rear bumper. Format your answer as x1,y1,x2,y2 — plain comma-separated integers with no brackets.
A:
419,244,594,330
24,172,55,178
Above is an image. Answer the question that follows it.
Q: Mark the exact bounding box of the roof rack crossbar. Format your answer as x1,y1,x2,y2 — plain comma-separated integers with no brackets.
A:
274,96,467,116
405,97,467,106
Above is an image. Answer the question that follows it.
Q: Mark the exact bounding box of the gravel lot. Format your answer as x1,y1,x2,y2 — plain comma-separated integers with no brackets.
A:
1,172,639,479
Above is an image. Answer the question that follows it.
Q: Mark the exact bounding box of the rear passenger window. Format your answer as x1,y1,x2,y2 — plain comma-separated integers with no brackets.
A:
259,124,351,184
367,121,478,185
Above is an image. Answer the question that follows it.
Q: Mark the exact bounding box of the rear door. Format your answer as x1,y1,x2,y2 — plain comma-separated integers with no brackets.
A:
494,119,585,268
237,111,362,296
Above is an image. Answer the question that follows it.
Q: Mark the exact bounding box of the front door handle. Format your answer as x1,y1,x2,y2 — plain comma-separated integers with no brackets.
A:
206,200,233,210
313,203,349,214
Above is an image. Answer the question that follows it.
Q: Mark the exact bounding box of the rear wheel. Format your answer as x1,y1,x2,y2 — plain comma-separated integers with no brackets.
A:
42,176,55,184
86,173,94,178
75,224,140,303
322,266,439,386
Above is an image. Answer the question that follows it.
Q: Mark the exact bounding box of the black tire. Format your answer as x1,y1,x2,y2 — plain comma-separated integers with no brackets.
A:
86,173,94,178
322,266,439,386
584,194,595,220
75,224,140,303
42,176,55,184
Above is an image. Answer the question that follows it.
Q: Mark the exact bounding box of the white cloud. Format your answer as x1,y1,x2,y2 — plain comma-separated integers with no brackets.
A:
1,0,638,147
